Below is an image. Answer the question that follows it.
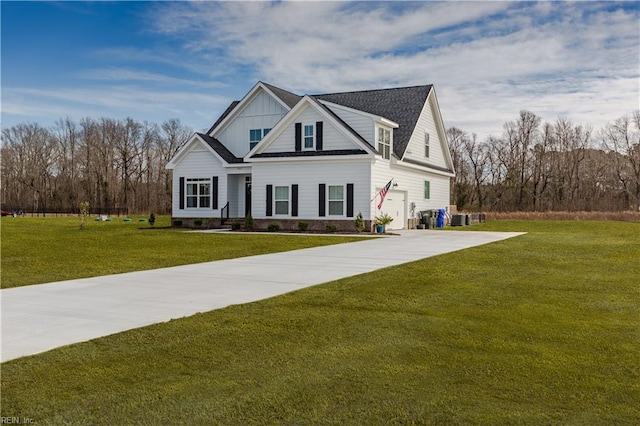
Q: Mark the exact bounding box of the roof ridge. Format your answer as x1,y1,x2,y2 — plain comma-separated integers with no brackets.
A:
260,81,300,97
314,84,431,97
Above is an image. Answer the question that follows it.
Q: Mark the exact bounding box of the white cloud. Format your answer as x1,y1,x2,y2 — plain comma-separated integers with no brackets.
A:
147,1,638,140
2,86,231,133
3,1,637,141
78,68,225,89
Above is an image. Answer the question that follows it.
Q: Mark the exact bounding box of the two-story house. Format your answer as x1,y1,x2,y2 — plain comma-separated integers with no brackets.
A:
166,81,455,231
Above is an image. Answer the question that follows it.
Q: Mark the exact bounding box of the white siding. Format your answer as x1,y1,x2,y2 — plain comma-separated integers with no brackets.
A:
371,159,450,227
323,104,375,145
403,95,448,169
265,106,364,154
214,91,287,158
172,146,227,218
252,160,371,220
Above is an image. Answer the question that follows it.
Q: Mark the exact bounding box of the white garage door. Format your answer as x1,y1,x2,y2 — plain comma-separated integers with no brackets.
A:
379,190,406,230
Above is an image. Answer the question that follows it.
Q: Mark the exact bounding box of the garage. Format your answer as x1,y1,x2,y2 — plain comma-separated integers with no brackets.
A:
379,190,406,230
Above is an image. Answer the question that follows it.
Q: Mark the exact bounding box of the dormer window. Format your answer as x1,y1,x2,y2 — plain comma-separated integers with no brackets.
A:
378,127,391,159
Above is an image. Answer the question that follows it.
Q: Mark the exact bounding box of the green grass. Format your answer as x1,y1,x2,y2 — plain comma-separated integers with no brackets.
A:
0,216,367,289
2,220,639,424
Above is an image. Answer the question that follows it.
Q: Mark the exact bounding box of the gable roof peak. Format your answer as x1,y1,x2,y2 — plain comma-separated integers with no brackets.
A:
259,81,302,108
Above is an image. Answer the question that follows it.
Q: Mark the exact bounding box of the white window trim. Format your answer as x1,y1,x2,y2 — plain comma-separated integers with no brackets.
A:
303,124,315,150
185,177,211,209
377,126,392,160
274,185,290,216
328,184,345,217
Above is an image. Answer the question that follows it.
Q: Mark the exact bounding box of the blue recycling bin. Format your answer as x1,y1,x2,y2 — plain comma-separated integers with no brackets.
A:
437,209,445,228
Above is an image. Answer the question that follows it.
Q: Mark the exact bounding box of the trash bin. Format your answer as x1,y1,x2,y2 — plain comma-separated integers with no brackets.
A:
421,210,436,229
465,214,472,225
437,209,445,228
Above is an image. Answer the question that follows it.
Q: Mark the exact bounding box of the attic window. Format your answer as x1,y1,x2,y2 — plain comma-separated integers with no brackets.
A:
378,128,391,159
425,132,430,158
304,124,314,149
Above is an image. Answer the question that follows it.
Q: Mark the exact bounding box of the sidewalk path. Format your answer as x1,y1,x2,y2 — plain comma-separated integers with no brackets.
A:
1,230,524,362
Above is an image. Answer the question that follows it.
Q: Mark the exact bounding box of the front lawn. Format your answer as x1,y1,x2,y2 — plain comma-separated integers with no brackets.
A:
0,216,367,288
1,220,638,424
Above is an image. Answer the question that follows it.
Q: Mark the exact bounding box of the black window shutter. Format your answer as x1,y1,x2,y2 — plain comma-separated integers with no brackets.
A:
266,185,273,216
346,183,354,217
179,177,185,209
212,176,218,210
295,123,302,152
291,184,299,217
318,183,326,217
316,121,323,151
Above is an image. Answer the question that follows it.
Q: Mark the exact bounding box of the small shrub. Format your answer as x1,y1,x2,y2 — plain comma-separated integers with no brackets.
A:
355,212,365,232
297,221,309,232
244,215,254,230
325,223,338,233
173,220,183,227
194,220,203,227
267,223,280,232
231,222,241,231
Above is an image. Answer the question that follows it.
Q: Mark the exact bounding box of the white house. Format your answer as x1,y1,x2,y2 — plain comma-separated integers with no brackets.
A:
166,82,455,231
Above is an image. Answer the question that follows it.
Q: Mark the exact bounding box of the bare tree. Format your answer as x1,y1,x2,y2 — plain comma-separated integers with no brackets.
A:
600,111,640,210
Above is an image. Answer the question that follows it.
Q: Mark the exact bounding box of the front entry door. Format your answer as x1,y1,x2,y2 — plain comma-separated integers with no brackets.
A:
245,177,252,216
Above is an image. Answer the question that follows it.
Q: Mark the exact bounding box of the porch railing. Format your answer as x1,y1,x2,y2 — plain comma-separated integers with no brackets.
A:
221,202,229,226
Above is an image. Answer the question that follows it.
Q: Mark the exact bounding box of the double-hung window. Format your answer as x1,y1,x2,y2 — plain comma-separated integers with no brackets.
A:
250,128,271,150
328,185,344,215
304,124,314,149
186,178,211,208
275,186,289,215
378,128,391,159
424,181,431,200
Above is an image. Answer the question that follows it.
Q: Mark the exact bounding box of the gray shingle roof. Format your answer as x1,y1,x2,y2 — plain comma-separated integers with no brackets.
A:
261,82,302,108
204,83,433,160
314,85,432,158
196,132,244,164
205,100,240,136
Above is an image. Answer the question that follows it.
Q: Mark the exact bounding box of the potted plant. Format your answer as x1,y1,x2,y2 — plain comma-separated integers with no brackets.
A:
374,213,394,233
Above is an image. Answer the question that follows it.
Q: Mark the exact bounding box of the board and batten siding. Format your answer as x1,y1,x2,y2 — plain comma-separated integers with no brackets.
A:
402,94,448,169
371,159,450,226
214,90,287,158
252,160,371,220
265,107,365,154
172,146,227,218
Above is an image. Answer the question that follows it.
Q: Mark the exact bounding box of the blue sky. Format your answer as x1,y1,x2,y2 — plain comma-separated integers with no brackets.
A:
2,1,638,140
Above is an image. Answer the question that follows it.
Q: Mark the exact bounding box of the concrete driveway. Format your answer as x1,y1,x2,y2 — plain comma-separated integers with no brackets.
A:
1,230,524,362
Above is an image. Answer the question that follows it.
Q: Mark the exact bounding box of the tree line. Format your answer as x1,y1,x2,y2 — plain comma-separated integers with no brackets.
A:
448,110,640,212
1,111,638,215
1,117,192,215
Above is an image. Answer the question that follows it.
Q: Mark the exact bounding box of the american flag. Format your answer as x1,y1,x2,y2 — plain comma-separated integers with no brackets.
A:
377,179,393,210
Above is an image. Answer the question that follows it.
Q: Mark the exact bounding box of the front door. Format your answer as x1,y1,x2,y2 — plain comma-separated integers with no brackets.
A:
245,176,252,216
